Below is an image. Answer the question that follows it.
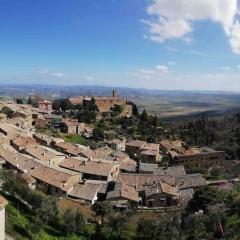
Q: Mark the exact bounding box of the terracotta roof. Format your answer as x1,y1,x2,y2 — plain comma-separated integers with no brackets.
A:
59,158,118,177
160,140,172,151
55,142,83,156
160,182,179,196
0,122,23,139
180,188,194,205
0,195,8,209
31,164,79,192
160,140,183,152
79,148,96,159
106,183,139,202
142,143,159,152
68,182,100,202
139,163,158,172
176,174,206,189
25,145,57,162
94,146,113,158
125,140,146,148
110,139,124,145
112,151,129,162
118,173,176,192
120,158,137,172
145,181,179,197
153,166,186,177
62,118,80,127
13,137,37,148
0,146,41,172
34,133,53,143
169,150,179,158
184,149,195,155
140,150,158,156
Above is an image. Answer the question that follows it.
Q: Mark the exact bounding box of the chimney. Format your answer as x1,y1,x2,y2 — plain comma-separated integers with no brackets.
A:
112,90,117,98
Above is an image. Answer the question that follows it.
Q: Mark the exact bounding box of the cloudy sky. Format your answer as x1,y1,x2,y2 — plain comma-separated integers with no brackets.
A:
1,0,240,91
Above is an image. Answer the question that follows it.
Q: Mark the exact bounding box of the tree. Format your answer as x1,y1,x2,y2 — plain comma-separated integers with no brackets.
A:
106,212,129,239
27,96,32,104
0,107,13,118
16,98,23,104
62,208,86,236
37,196,59,224
30,216,43,236
92,127,104,141
137,214,181,240
111,104,124,116
52,100,61,111
155,213,181,240
63,209,76,236
186,186,223,213
183,215,209,240
152,114,158,127
140,109,148,122
60,99,73,112
128,101,139,116
137,218,157,239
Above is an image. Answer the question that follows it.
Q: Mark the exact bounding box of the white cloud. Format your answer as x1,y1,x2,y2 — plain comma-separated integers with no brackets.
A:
50,72,65,78
206,73,224,78
84,75,94,81
168,61,176,66
36,69,66,78
134,65,169,79
141,18,192,43
36,69,48,75
221,66,231,71
156,65,168,73
165,46,179,52
143,0,240,54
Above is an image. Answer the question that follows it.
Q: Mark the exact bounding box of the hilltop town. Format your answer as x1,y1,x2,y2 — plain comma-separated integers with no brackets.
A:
0,90,239,239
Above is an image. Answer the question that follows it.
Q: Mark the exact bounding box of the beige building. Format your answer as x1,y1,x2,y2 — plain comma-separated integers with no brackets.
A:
0,113,7,123
109,139,126,151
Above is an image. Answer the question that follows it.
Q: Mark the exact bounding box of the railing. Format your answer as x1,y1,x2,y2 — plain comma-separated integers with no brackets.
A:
137,205,181,212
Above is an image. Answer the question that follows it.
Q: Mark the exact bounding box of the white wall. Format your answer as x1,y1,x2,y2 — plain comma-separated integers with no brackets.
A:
0,207,5,240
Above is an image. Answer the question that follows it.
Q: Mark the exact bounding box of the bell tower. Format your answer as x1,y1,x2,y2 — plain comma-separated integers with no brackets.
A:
112,90,117,98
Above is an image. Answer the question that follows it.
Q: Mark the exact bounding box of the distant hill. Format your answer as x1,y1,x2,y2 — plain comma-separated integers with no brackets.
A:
1,84,240,118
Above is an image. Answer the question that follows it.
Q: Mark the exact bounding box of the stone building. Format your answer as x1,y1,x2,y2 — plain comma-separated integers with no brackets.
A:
61,119,81,135
35,117,47,129
83,90,132,117
125,140,160,163
38,100,53,111
172,147,225,168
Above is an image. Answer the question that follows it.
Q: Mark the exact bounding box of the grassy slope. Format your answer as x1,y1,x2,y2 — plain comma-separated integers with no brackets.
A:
4,194,85,240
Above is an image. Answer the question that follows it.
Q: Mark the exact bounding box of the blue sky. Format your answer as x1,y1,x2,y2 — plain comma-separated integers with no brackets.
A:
1,0,240,91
